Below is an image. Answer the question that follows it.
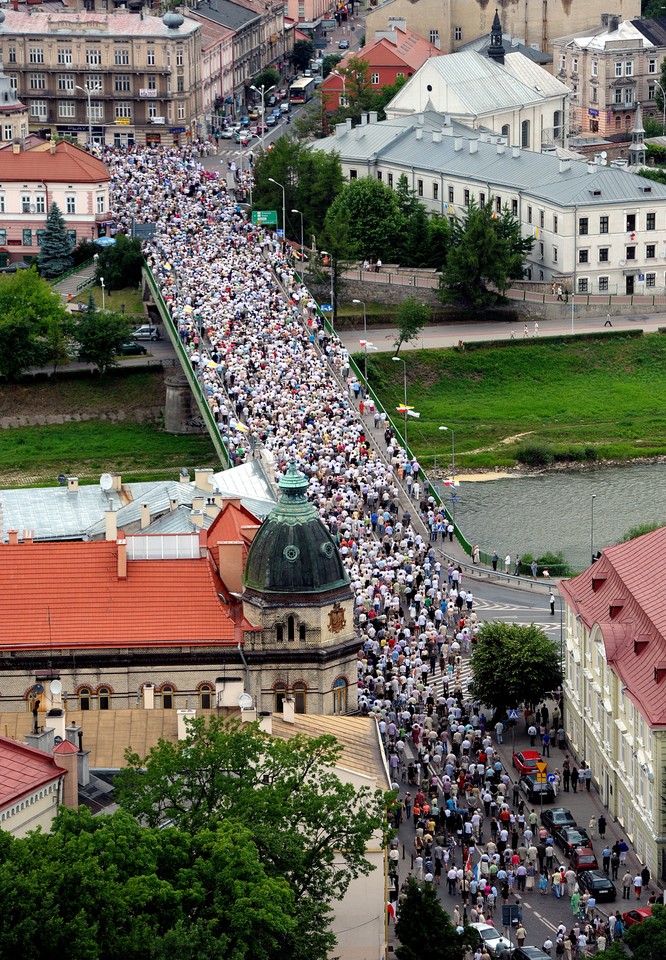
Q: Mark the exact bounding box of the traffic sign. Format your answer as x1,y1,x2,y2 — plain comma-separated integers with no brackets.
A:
276,229,284,238
536,760,548,775
508,709,519,720
536,774,547,783
320,304,333,312
251,210,278,226
547,773,556,783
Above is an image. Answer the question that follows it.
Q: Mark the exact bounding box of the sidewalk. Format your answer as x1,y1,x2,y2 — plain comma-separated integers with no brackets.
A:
53,262,96,306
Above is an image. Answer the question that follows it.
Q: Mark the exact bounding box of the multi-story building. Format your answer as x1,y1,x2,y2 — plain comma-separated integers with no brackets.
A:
552,15,666,139
0,138,111,267
0,58,28,145
364,0,640,57
558,526,666,881
312,108,666,295
0,9,202,147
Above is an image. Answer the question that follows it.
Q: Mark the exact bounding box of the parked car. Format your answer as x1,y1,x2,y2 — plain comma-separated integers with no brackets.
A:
622,906,653,927
248,108,259,121
118,341,147,356
239,115,251,127
219,128,234,139
271,107,281,117
338,38,349,48
280,102,290,114
553,826,592,855
519,774,555,803
570,846,599,872
267,94,277,106
577,869,617,902
266,115,278,126
512,948,552,960
133,324,160,341
513,750,543,776
468,923,512,958
540,807,576,831
235,133,250,145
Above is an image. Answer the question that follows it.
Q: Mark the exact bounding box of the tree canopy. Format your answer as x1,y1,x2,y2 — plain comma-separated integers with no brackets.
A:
114,715,389,960
291,39,315,72
325,176,405,262
0,267,70,380
37,200,73,279
94,233,144,291
393,298,430,353
469,622,562,718
603,904,666,960
395,879,472,960
76,294,133,374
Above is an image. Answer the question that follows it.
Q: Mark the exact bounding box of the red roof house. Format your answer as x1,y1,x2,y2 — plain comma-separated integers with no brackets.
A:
0,736,66,835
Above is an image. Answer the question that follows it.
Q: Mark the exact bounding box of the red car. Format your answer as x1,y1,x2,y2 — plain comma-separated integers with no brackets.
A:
622,907,653,927
570,846,598,872
513,750,544,775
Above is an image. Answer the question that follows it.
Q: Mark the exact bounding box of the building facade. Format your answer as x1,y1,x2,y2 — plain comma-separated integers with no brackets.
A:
312,109,666,294
0,737,66,837
0,10,202,147
0,139,110,266
559,526,666,880
365,0,641,56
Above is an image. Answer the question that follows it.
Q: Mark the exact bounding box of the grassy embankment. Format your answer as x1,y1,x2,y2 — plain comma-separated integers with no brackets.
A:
364,332,666,470
0,369,218,487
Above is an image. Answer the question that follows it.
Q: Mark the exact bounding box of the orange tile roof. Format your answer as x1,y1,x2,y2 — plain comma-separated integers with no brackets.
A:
0,140,109,184
207,498,261,557
0,540,237,651
559,525,666,725
0,736,64,808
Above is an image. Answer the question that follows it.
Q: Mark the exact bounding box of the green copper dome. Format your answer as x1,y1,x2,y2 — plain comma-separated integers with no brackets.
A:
243,463,350,596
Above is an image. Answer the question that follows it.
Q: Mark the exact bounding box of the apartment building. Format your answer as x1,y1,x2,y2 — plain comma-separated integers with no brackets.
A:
0,9,202,147
552,15,666,139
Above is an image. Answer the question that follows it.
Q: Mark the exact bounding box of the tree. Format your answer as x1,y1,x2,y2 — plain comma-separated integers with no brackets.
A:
0,267,70,380
37,201,73,279
94,233,144,291
322,53,342,78
609,904,666,959
252,67,280,95
324,177,405,262
114,716,388,960
621,521,664,542
440,199,533,305
328,56,373,122
395,879,471,960
368,74,407,120
469,622,562,720
393,298,430,353
291,39,315,72
76,307,132,374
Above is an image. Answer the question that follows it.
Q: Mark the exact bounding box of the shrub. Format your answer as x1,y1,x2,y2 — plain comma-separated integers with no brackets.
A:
536,551,574,577
515,442,554,466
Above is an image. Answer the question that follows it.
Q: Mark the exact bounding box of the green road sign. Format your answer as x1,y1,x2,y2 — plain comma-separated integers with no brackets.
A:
251,210,278,226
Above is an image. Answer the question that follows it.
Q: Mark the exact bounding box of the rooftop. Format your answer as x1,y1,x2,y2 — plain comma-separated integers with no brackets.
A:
189,0,259,32
0,140,109,184
0,736,64,809
0,10,200,37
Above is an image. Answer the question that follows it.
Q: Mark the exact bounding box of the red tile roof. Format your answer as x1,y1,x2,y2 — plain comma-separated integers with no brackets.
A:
559,526,666,725
207,498,261,568
0,540,238,651
0,140,109,184
0,736,64,809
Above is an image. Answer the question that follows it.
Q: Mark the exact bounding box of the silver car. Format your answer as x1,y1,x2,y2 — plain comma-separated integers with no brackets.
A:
469,923,513,958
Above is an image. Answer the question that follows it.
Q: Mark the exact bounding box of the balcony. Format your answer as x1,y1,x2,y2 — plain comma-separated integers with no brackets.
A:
610,101,637,111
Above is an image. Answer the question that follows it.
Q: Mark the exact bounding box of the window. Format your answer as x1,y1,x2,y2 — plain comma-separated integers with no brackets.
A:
429,29,439,44
511,198,518,216
649,58,657,74
572,57,578,74
7,45,15,64
387,173,393,188
417,179,423,197
29,47,44,64
2,125,10,142
199,684,213,709
333,677,348,714
177,76,184,93
293,682,306,714
370,72,379,84
30,73,45,90
614,88,623,104
448,186,454,203
625,61,633,76
115,101,132,119
96,195,105,215
59,101,75,119
649,85,656,101
578,278,589,293
275,623,284,642
646,212,656,231
377,171,382,181
147,47,155,66
496,196,502,214
175,48,183,67
527,205,533,225
67,230,76,246
161,685,174,709
86,47,101,66
58,75,74,92
66,195,76,214
464,189,470,205
396,72,404,80
591,59,598,77
30,100,46,120
79,687,91,710
579,250,589,264
501,123,509,138
559,54,566,71
349,169,357,180
274,682,287,713
579,217,588,236
591,87,597,103
98,687,110,710
553,246,558,263
599,248,609,262
115,75,131,92
615,61,623,77
646,273,656,287
57,47,72,65
88,101,103,122
9,75,17,92
646,244,656,259
479,192,485,205
36,230,45,247
625,89,633,105
299,623,306,642
521,120,530,148
599,216,609,234
626,245,636,260
147,76,156,91
177,103,185,120
433,182,438,201
287,615,295,642
454,26,462,41
114,48,129,66
0,197,4,215
553,214,558,234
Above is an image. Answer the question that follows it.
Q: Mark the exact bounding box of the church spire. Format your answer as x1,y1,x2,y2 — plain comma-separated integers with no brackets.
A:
629,102,646,167
488,8,505,65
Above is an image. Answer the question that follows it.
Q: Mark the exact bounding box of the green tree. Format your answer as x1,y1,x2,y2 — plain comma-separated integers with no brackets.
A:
291,39,315,72
322,53,342,78
368,74,407,120
37,201,73,279
324,176,405,262
395,879,470,960
612,904,666,959
252,67,280,95
440,198,533,305
469,622,562,719
77,308,132,374
0,267,70,380
655,55,666,129
393,298,430,353
94,233,144,291
329,56,373,122
620,521,664,542
114,716,388,960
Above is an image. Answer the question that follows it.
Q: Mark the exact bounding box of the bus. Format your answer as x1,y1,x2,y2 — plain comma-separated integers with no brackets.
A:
289,76,317,104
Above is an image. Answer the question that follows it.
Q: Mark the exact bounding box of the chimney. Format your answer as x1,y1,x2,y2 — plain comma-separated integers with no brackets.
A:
346,118,353,131
67,477,79,493
368,111,378,124
105,501,117,541
177,708,196,739
46,708,66,742
587,160,598,174
217,541,244,594
205,498,220,518
282,698,295,724
142,683,155,709
559,158,571,173
454,137,463,151
469,140,478,154
497,144,505,155
432,130,442,143
192,495,205,512
179,469,190,483
194,468,214,492
7,530,18,545
335,123,347,137
111,473,122,491
415,128,423,140
53,740,78,809
117,534,127,579
23,529,34,544
140,503,150,529
258,711,272,735
190,509,205,528
65,722,81,748
512,146,520,158
50,140,56,155
360,113,368,126
12,140,21,154
169,497,178,512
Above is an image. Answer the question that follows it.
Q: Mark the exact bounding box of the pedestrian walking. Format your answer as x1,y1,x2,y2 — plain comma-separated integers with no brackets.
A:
597,814,607,839
604,312,612,327
523,324,529,338
549,591,556,615
492,549,499,571
534,322,539,337
622,871,632,899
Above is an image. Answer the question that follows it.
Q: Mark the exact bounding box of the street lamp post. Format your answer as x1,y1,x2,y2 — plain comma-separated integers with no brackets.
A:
571,293,575,335
331,70,347,109
591,494,596,565
655,80,666,134
100,276,106,311
352,298,367,378
392,355,408,448
250,82,275,153
75,82,102,148
359,339,377,388
291,208,304,265
268,177,286,245
439,425,457,522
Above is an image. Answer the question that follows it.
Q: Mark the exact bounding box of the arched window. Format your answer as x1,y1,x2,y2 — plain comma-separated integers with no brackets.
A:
299,623,306,642
276,623,284,642
521,120,530,149
274,682,287,713
501,124,509,138
161,685,174,710
293,682,306,715
79,687,91,711
200,684,213,709
333,677,348,714
287,615,295,642
98,687,110,710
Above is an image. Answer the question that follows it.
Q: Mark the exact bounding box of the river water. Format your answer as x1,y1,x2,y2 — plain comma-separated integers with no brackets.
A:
449,462,666,573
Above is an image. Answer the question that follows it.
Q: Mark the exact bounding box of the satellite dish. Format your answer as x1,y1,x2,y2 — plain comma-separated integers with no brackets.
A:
57,473,67,485
54,736,63,746
33,683,44,695
29,204,36,214
600,151,608,159
619,259,627,266
238,692,253,711
50,679,62,696
99,473,113,491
